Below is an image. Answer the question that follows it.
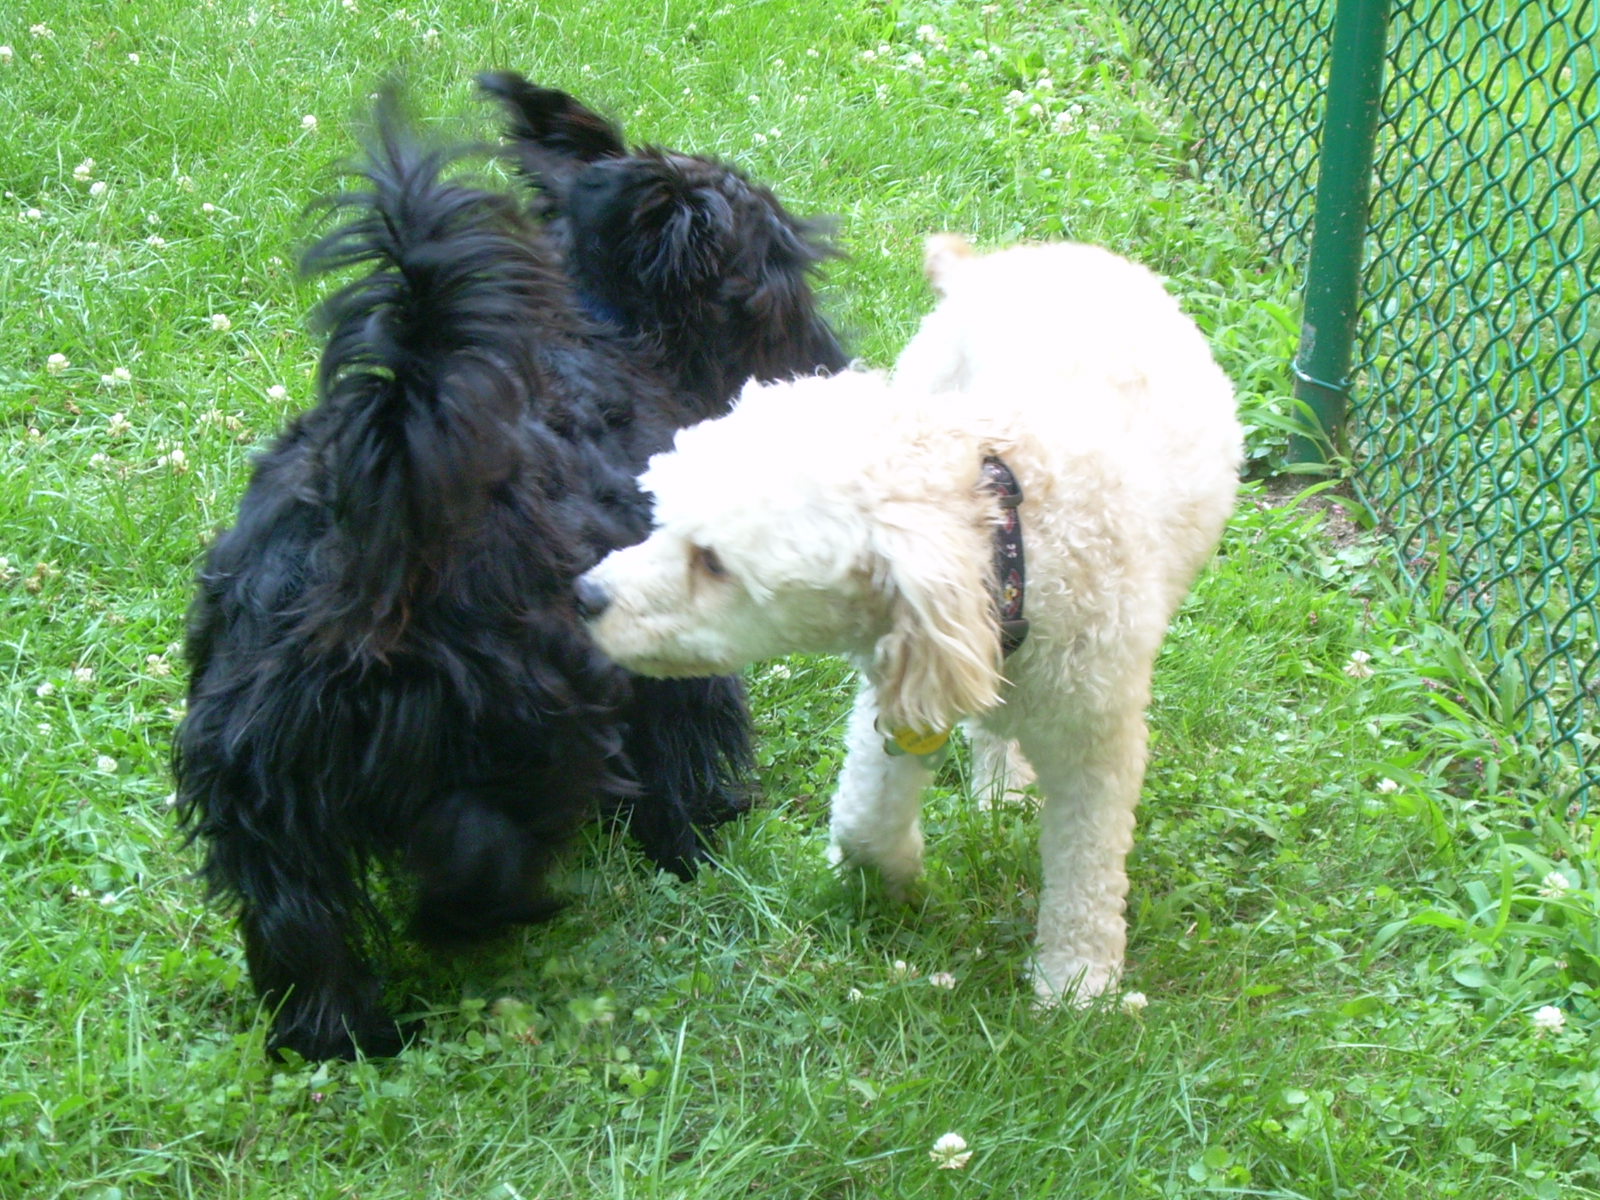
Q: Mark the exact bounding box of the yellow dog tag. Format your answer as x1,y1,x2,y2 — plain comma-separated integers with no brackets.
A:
885,727,951,759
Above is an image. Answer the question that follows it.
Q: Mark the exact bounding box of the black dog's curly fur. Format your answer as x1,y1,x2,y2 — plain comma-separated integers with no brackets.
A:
173,77,846,1061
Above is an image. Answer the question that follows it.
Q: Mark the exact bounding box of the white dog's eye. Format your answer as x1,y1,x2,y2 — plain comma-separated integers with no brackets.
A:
692,544,729,580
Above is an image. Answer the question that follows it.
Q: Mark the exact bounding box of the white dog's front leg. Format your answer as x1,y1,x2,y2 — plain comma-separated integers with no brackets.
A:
1020,707,1148,1006
827,682,932,900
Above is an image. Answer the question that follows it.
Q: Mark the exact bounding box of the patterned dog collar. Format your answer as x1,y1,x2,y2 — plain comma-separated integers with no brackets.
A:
981,455,1029,656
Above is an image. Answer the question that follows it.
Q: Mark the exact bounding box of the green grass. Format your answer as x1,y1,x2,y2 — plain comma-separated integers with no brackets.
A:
2,2,1598,1197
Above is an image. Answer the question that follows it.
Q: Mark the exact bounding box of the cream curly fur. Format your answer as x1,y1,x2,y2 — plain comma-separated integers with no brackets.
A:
582,236,1243,1004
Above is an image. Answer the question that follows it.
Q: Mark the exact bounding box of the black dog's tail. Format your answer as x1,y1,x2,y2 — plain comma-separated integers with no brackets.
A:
476,71,627,169
301,94,567,646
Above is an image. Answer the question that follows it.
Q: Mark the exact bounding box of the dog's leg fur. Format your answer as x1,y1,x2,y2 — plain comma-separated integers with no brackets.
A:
1016,700,1148,1006
967,728,1036,807
406,793,575,945
826,681,932,900
619,675,752,878
228,844,406,1061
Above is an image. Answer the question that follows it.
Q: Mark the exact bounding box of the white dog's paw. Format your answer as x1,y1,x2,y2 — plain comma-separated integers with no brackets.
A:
827,834,923,904
1030,956,1121,1010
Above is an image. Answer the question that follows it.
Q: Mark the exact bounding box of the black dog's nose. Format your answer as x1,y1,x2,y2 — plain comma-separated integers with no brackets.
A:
574,576,610,621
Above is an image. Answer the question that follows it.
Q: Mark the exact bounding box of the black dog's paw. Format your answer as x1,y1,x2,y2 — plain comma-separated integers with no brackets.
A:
268,1011,417,1063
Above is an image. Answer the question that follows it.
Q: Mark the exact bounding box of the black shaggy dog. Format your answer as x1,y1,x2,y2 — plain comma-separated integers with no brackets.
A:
173,77,846,1061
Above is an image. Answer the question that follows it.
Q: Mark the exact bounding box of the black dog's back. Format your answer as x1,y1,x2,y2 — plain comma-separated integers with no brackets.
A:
176,81,848,1061
175,100,636,1061
481,71,849,408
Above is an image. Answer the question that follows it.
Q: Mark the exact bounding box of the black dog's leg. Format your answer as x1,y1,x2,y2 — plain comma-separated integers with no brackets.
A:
620,675,753,879
235,865,406,1062
407,797,568,947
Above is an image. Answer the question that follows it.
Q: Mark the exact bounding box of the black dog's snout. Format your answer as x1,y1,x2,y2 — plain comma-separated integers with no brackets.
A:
574,576,610,620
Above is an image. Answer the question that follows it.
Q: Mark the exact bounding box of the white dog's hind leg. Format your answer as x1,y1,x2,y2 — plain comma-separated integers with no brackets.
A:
1019,705,1147,1007
827,682,931,901
967,726,1036,809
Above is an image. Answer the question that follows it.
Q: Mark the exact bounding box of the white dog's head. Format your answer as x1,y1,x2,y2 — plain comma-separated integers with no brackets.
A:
579,371,1004,734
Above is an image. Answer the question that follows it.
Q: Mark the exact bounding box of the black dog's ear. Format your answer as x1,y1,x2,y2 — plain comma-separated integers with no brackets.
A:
477,71,627,202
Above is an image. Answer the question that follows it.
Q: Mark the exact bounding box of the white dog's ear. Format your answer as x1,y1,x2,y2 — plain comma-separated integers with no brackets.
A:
869,504,1003,735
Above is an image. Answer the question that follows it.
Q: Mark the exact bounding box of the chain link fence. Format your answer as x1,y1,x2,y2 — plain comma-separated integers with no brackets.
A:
1119,0,1600,809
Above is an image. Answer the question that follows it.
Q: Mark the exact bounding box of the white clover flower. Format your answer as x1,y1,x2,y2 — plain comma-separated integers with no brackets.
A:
1376,777,1401,794
100,366,132,386
342,0,359,10
128,52,140,65
89,452,110,467
905,52,925,69
1028,103,1045,119
930,1133,972,1170
201,202,216,213
1343,650,1374,679
159,446,189,473
107,411,132,436
805,47,819,58
35,681,56,698
860,49,877,62
210,312,232,332
46,352,70,373
146,234,166,249
1004,89,1026,108
300,114,318,131
1121,990,1149,1015
0,45,13,64
891,959,918,979
73,666,95,683
24,206,43,221
1538,871,1570,899
421,27,440,47
847,987,865,1003
929,972,957,990
146,654,172,678
89,180,107,197
96,754,118,774
29,23,54,39
1532,1005,1566,1035
266,384,288,402
73,158,96,182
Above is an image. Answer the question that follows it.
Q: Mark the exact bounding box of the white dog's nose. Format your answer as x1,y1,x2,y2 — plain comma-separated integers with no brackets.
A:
574,575,610,621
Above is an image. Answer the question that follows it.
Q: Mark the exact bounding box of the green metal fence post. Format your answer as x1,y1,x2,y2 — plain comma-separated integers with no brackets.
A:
1290,0,1393,467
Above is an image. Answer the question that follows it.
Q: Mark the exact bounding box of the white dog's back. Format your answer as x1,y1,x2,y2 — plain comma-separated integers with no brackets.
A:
894,236,1242,616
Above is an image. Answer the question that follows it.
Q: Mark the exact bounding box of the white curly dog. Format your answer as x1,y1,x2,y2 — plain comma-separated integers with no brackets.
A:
579,235,1243,1004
